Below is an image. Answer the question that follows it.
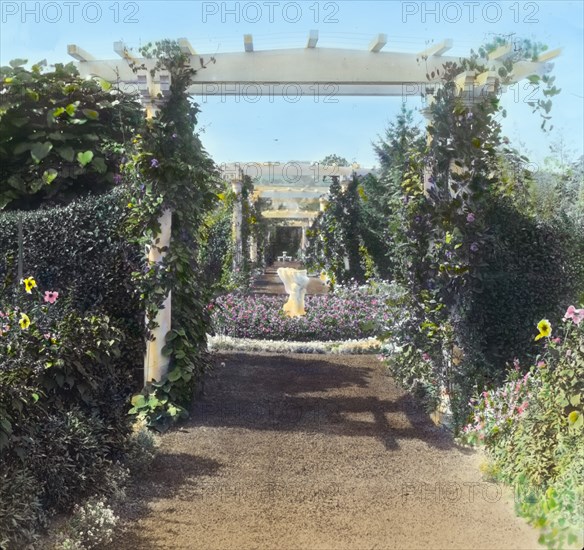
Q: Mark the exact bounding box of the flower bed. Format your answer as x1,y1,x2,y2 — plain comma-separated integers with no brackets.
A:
210,292,392,342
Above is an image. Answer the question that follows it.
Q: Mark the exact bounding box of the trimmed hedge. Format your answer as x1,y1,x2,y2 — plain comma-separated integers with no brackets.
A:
464,199,584,371
0,187,144,376
0,187,145,546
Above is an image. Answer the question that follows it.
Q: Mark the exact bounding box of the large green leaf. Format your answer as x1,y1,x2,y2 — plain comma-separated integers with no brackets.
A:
92,156,107,174
77,150,94,166
42,169,58,184
56,146,75,162
11,117,30,127
82,108,99,120
30,141,53,163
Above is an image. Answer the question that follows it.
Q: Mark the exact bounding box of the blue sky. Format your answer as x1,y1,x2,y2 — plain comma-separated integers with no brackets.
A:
1,0,583,169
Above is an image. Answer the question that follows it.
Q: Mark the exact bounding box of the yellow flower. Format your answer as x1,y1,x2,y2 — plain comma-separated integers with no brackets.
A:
534,319,552,341
19,313,31,330
22,277,37,294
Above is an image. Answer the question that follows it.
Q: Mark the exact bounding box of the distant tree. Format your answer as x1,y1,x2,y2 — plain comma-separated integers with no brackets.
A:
319,154,349,167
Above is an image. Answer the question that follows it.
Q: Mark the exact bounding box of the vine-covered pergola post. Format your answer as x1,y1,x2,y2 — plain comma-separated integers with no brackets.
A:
144,207,172,383
231,177,243,271
139,97,172,384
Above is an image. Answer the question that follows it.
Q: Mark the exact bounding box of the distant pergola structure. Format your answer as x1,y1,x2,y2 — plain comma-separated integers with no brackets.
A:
66,33,559,384
220,162,367,267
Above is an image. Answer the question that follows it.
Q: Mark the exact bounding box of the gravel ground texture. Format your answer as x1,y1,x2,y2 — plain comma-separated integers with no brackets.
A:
107,352,540,550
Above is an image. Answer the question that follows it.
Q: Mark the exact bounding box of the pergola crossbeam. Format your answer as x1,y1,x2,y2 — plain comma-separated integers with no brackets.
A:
418,39,453,58
537,48,561,63
69,39,558,100
178,38,197,55
369,33,387,53
67,44,95,62
244,34,253,52
306,30,319,49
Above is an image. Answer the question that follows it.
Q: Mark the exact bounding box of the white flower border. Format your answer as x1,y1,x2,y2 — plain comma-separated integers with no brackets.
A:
207,334,382,354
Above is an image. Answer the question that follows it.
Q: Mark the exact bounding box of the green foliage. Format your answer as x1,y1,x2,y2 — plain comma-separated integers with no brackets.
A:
123,39,220,429
0,188,144,378
306,174,366,285
462,316,584,549
0,59,142,210
199,190,233,290
0,463,46,548
378,38,583,434
319,154,349,166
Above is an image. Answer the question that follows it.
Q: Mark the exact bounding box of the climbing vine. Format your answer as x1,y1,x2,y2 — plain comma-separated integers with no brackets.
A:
384,37,570,425
123,40,220,430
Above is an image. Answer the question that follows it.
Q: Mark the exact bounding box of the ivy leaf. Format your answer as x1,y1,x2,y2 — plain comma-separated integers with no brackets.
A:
56,146,75,162
131,394,147,408
30,141,53,163
13,142,32,155
11,117,30,128
77,150,94,166
82,108,99,120
42,168,58,184
168,369,182,382
98,78,112,91
92,156,107,173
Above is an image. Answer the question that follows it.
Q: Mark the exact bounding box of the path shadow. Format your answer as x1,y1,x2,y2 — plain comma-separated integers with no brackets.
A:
104,453,223,548
191,353,463,453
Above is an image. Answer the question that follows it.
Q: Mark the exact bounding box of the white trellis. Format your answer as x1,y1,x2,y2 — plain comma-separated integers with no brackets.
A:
67,33,559,384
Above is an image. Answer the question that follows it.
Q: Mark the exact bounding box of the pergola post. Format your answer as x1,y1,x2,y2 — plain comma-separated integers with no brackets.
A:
421,105,435,197
144,208,172,383
249,233,258,264
300,224,308,252
232,179,243,270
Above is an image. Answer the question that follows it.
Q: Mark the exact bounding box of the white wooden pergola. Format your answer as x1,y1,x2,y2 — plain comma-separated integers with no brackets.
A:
66,33,559,384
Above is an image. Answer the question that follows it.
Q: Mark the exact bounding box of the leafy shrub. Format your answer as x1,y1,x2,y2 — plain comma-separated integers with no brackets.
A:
461,310,584,549
26,408,115,512
0,59,142,210
124,421,158,476
0,278,138,547
0,188,144,380
0,463,46,548
464,200,584,370
0,279,133,457
210,291,391,342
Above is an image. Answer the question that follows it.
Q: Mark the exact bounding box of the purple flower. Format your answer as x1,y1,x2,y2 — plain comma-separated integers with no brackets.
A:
172,133,178,139
470,242,479,253
150,158,159,168
113,173,123,184
466,212,475,223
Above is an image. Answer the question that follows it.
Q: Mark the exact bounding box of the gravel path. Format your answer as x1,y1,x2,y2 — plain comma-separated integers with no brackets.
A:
109,353,540,550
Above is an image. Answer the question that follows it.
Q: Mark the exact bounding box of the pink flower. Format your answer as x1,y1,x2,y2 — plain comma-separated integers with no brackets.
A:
552,337,561,344
564,305,584,325
44,291,59,304
422,352,431,361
